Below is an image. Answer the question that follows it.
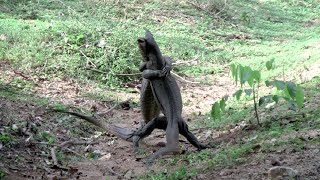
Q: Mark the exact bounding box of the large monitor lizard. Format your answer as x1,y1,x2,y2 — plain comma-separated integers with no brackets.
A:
132,30,207,164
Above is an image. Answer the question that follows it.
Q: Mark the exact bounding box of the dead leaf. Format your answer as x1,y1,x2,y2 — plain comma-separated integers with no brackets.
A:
0,34,6,41
96,38,106,48
204,130,212,139
99,153,111,160
68,166,79,176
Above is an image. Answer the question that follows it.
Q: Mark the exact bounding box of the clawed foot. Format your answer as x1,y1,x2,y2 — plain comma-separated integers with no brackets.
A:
197,144,211,151
144,157,155,165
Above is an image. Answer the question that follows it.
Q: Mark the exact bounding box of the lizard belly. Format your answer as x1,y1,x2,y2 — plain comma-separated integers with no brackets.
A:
140,78,160,123
150,76,182,126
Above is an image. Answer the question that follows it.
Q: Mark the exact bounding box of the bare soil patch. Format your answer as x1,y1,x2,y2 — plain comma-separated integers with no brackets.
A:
1,60,320,179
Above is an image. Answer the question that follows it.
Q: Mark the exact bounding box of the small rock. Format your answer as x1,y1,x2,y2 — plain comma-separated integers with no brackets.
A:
46,175,58,180
124,170,133,179
96,38,106,48
0,34,6,41
12,124,19,131
219,170,232,176
268,166,298,180
312,148,319,154
204,130,212,139
99,153,111,160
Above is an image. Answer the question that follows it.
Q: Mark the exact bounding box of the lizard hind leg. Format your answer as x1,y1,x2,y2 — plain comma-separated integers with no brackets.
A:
132,116,168,153
145,119,180,164
178,120,208,150
145,145,180,165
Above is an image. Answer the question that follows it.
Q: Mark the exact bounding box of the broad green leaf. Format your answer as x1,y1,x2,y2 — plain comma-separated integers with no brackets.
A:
238,64,245,86
243,71,252,84
230,63,237,81
272,95,279,103
285,81,296,99
296,85,304,108
220,98,226,112
266,58,275,70
251,70,261,83
283,84,291,99
244,89,253,96
259,95,272,106
233,89,243,100
265,80,273,87
288,100,296,111
211,102,221,120
234,65,239,85
223,95,229,101
274,80,285,90
240,66,253,86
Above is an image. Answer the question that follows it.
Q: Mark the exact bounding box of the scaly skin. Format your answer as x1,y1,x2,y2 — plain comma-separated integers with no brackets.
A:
134,30,207,164
131,56,172,151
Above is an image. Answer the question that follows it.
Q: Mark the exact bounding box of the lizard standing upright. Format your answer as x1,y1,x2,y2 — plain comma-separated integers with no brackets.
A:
132,30,207,163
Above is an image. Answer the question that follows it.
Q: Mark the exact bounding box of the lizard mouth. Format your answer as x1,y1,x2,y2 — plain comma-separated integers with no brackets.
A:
137,38,145,44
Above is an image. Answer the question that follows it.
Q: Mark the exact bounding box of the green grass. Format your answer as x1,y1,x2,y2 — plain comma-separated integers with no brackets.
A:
1,0,319,87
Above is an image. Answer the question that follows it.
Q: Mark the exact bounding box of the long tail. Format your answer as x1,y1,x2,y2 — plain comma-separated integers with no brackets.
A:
107,124,134,141
54,109,134,141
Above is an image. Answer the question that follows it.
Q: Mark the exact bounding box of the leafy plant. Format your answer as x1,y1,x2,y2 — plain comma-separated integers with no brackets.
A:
40,131,56,144
211,59,304,125
0,170,5,180
0,133,12,143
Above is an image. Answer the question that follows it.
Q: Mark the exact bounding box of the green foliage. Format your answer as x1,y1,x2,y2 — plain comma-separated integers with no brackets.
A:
211,102,221,120
0,133,12,143
40,131,56,144
0,170,5,180
266,58,275,70
211,62,305,124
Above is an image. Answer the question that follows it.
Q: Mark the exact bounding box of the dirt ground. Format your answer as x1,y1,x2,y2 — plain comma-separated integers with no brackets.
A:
0,61,320,179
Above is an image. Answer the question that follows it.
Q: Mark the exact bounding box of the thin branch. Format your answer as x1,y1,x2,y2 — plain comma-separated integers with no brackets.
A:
61,147,85,158
86,67,108,74
96,98,132,116
115,72,142,76
274,113,306,121
172,55,200,66
50,147,58,166
252,83,260,126
215,0,227,16
79,50,97,68
186,0,237,28
171,71,200,84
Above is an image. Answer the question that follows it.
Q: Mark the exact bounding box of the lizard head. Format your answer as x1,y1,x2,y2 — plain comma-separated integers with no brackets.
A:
137,37,148,62
137,30,164,69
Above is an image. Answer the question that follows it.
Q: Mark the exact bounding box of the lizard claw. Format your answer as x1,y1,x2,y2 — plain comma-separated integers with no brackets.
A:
144,158,155,165
159,66,169,77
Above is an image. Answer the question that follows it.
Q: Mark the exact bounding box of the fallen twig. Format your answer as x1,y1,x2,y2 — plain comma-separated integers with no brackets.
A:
50,146,58,166
173,57,199,66
96,98,132,116
86,67,108,74
273,113,306,121
115,72,142,76
171,71,200,84
186,0,237,28
80,50,97,68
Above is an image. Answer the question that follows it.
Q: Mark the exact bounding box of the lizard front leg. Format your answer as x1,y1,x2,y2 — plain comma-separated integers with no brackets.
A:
140,56,172,79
